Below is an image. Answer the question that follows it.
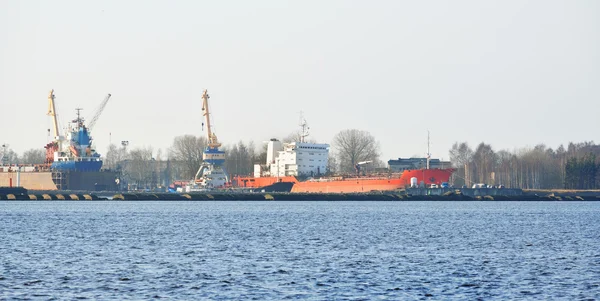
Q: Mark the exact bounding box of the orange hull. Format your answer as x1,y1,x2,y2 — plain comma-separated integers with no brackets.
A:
291,177,404,193
397,168,455,187
292,169,454,193
233,169,454,193
233,176,298,188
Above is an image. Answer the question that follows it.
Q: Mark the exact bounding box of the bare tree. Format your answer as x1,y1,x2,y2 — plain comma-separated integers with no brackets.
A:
254,143,268,165
20,149,45,164
124,146,154,189
332,129,380,173
326,156,338,175
449,142,473,168
169,135,207,179
449,142,473,186
224,141,257,177
1,146,19,164
105,143,129,171
472,142,496,185
448,141,600,189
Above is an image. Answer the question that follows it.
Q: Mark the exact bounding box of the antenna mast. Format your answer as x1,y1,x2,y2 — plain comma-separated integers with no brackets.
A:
426,130,431,169
299,111,309,143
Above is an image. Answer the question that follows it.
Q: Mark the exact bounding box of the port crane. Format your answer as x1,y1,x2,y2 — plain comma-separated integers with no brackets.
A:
47,90,60,142
201,90,221,150
44,90,62,164
87,93,112,131
191,89,228,190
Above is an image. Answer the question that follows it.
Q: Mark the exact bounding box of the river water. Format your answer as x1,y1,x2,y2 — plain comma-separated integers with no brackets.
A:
1,201,599,300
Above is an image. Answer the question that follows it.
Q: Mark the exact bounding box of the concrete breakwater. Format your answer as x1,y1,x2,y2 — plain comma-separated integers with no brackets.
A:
1,189,600,201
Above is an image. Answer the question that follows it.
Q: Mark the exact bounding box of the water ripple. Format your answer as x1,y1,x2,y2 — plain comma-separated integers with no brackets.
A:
1,201,599,299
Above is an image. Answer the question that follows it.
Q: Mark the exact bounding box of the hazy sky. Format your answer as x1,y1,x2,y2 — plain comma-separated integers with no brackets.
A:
1,0,598,162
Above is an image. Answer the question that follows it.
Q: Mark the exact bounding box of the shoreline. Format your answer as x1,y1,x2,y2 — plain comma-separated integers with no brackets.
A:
2,188,600,201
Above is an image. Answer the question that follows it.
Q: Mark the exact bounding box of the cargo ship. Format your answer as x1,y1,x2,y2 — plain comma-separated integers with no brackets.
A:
0,90,119,191
234,164,453,193
232,126,454,193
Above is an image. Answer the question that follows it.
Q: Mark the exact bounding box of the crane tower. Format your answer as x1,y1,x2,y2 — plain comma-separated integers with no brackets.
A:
191,89,228,190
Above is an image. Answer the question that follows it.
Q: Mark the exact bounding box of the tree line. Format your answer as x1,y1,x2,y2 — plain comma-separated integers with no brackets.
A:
0,147,46,165
5,134,599,190
449,141,600,189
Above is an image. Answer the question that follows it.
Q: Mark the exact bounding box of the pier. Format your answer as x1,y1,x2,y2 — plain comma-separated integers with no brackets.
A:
1,187,600,201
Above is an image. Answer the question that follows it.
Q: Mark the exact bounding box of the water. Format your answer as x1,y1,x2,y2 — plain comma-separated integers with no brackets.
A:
1,201,599,300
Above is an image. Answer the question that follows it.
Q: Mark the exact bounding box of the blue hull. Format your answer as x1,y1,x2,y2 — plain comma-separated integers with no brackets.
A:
51,160,103,172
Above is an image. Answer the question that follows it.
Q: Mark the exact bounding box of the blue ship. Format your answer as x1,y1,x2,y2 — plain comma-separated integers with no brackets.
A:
50,109,103,172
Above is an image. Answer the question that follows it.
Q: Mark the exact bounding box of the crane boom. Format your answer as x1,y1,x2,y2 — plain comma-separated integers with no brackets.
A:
47,89,60,140
87,94,111,131
201,89,221,148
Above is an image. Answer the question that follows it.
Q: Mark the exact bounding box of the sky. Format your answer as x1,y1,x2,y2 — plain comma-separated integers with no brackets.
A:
1,0,598,162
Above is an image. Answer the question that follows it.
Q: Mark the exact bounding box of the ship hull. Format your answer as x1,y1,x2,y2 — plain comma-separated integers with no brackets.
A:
0,172,58,190
234,169,455,193
233,176,298,188
291,178,404,193
51,160,103,172
52,171,119,191
398,169,455,187
0,170,119,191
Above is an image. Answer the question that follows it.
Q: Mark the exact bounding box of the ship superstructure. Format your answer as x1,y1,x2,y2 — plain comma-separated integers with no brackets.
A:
268,140,330,177
190,89,228,190
45,90,111,172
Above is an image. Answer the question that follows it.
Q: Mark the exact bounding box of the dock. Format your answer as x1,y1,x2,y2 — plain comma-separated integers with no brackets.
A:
1,187,600,201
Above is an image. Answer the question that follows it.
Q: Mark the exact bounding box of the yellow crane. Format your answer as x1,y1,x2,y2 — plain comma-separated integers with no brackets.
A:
201,89,221,150
192,89,227,189
47,89,60,141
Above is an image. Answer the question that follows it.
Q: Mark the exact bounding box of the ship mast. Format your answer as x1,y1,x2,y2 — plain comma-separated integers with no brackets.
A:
74,108,84,129
47,90,60,141
299,111,309,143
426,130,431,169
202,89,221,149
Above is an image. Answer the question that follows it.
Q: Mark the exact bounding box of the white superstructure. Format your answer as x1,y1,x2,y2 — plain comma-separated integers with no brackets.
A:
270,142,329,177
251,116,329,178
